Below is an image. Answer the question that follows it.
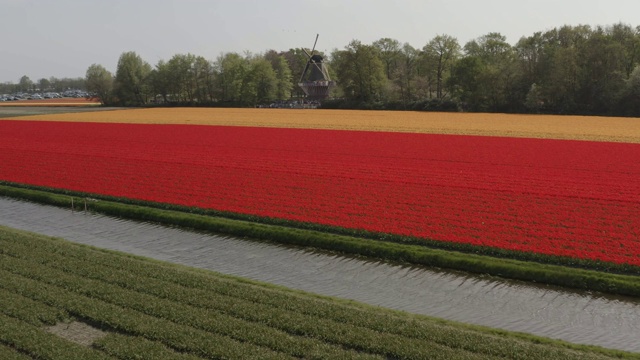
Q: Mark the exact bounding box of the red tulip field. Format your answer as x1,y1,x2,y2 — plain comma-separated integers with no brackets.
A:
1,115,639,267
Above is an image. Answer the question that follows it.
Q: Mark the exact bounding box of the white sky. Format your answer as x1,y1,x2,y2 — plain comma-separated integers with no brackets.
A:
1,0,639,83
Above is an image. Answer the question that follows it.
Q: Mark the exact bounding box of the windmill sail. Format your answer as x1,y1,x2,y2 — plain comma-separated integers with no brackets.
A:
298,34,335,100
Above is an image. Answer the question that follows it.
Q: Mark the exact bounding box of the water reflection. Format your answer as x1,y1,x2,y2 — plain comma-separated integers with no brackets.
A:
0,197,638,353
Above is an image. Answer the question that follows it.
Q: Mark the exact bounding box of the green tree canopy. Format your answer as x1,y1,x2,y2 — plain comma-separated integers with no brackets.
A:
214,52,248,103
423,34,461,100
248,56,278,104
372,38,401,80
114,51,152,106
264,52,293,100
332,40,386,102
85,64,113,105
18,75,33,92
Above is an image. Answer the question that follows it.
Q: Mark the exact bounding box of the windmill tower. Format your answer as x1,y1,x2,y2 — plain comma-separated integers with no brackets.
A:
298,34,335,101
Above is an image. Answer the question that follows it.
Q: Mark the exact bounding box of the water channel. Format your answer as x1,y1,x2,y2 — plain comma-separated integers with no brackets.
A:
1,197,639,353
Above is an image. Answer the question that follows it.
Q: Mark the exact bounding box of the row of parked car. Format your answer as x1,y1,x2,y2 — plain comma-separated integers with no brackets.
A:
2,93,54,101
0,90,91,101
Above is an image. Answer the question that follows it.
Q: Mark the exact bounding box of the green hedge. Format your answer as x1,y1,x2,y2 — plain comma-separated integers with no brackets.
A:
2,181,636,276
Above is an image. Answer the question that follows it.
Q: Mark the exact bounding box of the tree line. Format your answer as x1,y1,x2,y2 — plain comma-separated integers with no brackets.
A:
326,23,640,116
11,22,640,116
0,76,85,94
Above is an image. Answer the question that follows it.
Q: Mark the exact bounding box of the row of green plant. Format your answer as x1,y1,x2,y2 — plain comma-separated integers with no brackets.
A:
0,226,635,359
6,229,635,359
1,181,637,276
0,236,517,359
0,285,206,360
0,313,110,360
0,269,289,359
0,341,36,360
0,249,381,358
1,183,639,298
93,333,203,360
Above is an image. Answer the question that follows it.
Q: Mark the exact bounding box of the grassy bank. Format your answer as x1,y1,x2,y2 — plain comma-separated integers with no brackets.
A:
1,226,637,359
1,183,640,298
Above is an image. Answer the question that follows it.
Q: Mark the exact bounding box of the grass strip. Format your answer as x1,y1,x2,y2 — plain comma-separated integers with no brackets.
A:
1,227,636,360
0,313,112,360
0,270,291,360
1,183,639,298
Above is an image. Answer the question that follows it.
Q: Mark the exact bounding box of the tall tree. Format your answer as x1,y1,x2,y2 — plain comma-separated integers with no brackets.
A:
576,26,626,113
193,56,216,102
114,51,152,105
464,32,513,61
47,77,61,92
214,52,248,102
458,32,518,111
85,64,113,104
266,54,293,100
332,40,385,102
248,57,278,104
532,26,582,113
38,78,51,91
372,38,401,80
448,56,484,110
18,75,33,92
423,34,461,99
166,53,198,102
608,23,640,78
390,43,419,105
544,46,580,113
149,60,172,103
616,65,640,116
515,32,545,89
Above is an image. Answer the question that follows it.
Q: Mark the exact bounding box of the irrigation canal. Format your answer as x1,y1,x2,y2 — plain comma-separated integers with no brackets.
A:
1,197,639,353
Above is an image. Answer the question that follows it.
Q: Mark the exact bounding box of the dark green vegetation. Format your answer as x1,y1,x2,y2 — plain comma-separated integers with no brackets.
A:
5,23,640,116
2,183,640,300
94,23,640,116
1,226,638,359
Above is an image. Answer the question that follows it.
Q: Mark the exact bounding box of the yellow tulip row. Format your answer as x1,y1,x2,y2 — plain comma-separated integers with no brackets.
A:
9,107,640,143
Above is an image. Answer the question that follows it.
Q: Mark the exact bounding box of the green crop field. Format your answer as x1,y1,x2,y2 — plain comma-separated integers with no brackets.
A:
0,226,636,359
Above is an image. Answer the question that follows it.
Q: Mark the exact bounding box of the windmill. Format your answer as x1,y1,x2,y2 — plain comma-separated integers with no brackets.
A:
298,34,335,101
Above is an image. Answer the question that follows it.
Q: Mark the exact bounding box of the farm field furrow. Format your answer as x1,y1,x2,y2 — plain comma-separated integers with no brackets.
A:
0,120,639,267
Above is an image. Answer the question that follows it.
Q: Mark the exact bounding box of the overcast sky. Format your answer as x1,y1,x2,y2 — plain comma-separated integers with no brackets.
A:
1,0,639,83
